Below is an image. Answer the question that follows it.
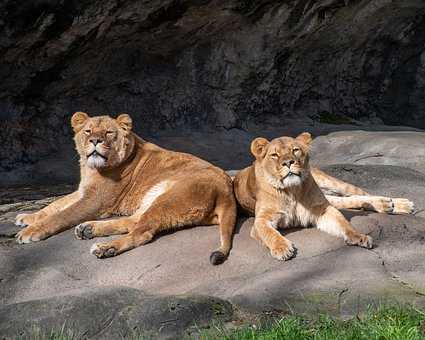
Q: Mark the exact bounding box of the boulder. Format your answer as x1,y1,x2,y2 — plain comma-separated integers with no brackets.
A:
1,163,425,337
311,131,425,175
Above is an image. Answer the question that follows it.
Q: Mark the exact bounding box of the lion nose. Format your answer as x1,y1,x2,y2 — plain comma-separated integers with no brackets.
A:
89,137,103,146
283,159,295,167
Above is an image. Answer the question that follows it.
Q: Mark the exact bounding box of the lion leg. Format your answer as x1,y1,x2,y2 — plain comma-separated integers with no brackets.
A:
252,217,295,261
16,197,100,244
312,167,370,196
74,216,138,240
88,187,216,259
325,195,414,214
89,179,237,263
316,205,373,248
90,227,154,259
15,191,80,227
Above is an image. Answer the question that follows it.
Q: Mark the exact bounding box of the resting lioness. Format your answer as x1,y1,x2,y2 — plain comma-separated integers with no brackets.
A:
233,133,414,260
16,112,236,264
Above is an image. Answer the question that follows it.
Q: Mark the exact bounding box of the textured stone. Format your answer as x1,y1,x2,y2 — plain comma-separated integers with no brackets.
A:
0,287,233,339
311,131,425,175
1,165,424,305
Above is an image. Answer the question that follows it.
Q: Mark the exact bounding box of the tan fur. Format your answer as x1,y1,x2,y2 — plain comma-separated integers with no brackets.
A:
16,112,236,264
233,133,412,260
235,138,414,217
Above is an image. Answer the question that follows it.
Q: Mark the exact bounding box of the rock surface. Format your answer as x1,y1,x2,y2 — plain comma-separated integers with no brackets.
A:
0,287,233,339
1,158,425,337
1,0,425,183
311,130,425,175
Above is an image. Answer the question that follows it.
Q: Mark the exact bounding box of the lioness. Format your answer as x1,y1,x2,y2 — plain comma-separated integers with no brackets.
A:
16,112,236,264
233,133,414,260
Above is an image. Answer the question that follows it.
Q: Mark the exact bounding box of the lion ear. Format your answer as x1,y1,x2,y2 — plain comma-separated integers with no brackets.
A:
116,113,132,132
71,112,89,133
295,132,312,146
251,137,269,159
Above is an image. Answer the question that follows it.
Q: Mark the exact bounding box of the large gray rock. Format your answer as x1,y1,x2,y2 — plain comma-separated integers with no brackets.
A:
1,164,425,337
1,0,425,183
1,130,425,337
311,131,425,174
0,287,233,339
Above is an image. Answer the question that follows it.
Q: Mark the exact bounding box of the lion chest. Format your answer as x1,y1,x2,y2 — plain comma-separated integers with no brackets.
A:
273,199,315,229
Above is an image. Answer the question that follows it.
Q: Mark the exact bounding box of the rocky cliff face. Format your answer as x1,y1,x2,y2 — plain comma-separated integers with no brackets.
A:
1,0,425,183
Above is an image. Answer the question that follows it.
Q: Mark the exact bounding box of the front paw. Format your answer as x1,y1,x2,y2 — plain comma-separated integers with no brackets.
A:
90,243,117,259
345,234,373,249
15,213,33,227
15,226,46,244
75,223,94,240
270,240,296,261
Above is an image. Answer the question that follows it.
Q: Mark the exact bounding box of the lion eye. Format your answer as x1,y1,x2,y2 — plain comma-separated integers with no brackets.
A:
84,129,91,135
270,153,279,159
292,148,301,156
105,130,114,135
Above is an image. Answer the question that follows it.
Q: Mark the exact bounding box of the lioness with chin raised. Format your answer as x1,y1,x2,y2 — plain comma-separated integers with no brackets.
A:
233,133,413,260
16,112,236,264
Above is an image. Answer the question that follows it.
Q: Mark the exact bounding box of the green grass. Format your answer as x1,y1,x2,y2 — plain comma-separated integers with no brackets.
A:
199,306,425,340
17,324,78,340
15,305,425,339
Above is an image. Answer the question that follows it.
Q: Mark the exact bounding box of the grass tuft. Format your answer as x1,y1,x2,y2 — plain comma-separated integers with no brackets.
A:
17,324,78,340
199,305,425,340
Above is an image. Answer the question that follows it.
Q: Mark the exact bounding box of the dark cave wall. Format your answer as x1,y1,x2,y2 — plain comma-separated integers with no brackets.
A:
1,0,425,173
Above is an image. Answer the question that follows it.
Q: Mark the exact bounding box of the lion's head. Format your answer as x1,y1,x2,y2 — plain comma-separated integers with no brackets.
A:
71,112,135,169
251,132,312,189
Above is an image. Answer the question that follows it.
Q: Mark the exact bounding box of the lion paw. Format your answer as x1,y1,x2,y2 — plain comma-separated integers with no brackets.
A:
345,234,373,249
75,223,94,240
270,241,296,261
15,226,45,244
15,213,32,227
391,198,414,215
372,197,394,213
372,197,414,215
90,243,117,259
